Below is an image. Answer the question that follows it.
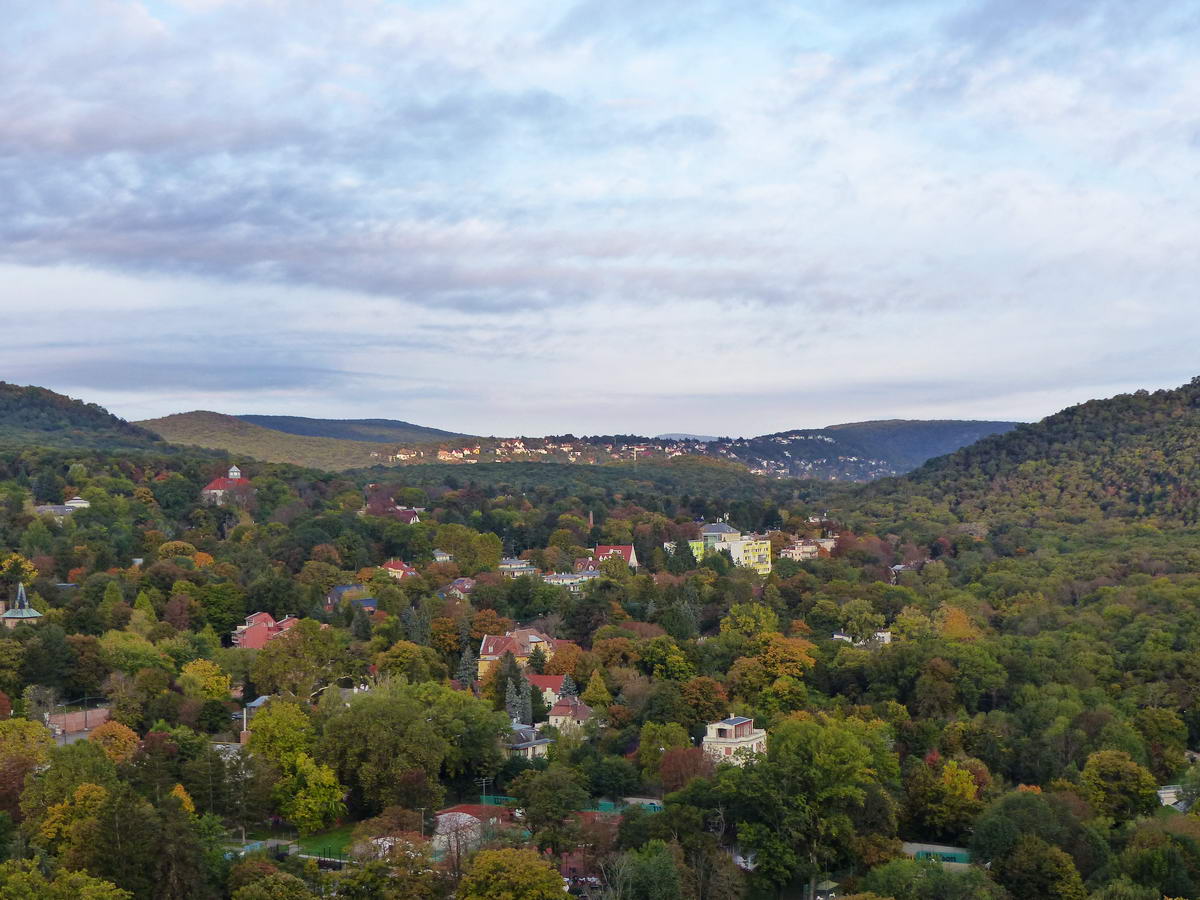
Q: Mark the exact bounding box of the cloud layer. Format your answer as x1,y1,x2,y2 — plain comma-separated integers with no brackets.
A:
3,0,1199,435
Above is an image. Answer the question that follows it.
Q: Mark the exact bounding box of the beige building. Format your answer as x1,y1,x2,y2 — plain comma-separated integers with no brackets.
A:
702,716,766,765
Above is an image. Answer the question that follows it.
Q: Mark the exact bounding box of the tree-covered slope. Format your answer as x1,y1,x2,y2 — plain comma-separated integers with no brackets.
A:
823,419,1021,470
864,378,1200,526
138,411,400,470
236,414,465,443
0,382,162,450
710,419,1019,479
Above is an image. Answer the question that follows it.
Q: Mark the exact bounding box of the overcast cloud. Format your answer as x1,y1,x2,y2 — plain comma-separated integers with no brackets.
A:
3,0,1199,436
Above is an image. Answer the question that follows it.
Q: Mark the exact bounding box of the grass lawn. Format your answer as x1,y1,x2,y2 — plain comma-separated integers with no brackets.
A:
297,823,357,857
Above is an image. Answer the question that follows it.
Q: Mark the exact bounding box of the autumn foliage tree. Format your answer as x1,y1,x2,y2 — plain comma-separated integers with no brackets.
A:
88,720,139,764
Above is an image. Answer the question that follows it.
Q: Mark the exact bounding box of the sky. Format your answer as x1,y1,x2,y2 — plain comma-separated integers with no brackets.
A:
3,0,1200,437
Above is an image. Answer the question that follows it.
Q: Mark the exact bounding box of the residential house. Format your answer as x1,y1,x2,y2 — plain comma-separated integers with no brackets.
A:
243,694,272,723
526,674,566,706
477,627,562,678
702,716,767,765
779,540,821,561
33,503,76,522
698,522,740,551
548,695,592,733
231,611,298,649
432,548,453,564
64,496,90,510
438,577,476,601
394,508,422,524
325,584,377,613
505,722,553,759
594,544,639,569
831,630,892,648
542,571,599,593
381,559,419,580
498,558,539,578
1,583,42,630
200,465,254,506
1158,784,1192,812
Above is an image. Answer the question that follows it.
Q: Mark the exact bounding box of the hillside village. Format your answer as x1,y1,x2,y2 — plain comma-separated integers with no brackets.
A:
374,433,906,481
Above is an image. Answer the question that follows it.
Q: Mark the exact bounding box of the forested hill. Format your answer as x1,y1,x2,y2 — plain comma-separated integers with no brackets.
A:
719,418,1019,478
864,378,1200,526
822,419,1022,471
138,411,399,470
236,414,465,443
0,383,162,450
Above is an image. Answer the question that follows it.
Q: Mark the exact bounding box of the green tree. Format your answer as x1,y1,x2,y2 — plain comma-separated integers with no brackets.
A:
276,753,346,835
0,860,130,899
179,658,232,701
716,716,881,896
64,784,161,898
994,834,1086,900
459,849,564,900
319,681,508,816
232,872,318,900
509,765,589,854
0,718,54,819
637,721,690,777
247,700,315,768
1080,750,1157,822
860,857,1006,900
375,641,447,684
155,796,214,900
612,840,683,900
581,670,612,709
251,619,350,702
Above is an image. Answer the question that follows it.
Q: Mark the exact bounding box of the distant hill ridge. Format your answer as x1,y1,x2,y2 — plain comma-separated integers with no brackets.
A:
0,382,1020,479
236,414,465,443
136,411,402,470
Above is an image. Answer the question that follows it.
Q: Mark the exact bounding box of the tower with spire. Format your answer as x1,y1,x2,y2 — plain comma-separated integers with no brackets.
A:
2,583,43,630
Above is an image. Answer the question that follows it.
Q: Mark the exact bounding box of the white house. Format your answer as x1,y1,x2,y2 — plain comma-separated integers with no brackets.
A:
702,716,766,765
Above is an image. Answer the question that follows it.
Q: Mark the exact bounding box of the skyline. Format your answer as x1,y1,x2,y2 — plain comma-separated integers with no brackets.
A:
5,1,1200,435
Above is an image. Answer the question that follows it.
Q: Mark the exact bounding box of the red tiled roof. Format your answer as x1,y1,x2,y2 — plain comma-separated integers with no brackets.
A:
202,476,250,493
527,674,565,694
550,695,592,720
479,628,555,659
479,634,518,658
595,545,634,564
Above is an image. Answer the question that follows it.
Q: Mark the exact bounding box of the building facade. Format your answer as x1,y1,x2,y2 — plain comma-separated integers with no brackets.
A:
702,716,767,765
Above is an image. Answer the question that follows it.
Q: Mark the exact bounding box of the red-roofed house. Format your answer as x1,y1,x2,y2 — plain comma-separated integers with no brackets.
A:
201,465,255,506
594,545,639,569
382,559,419,580
231,611,299,649
477,627,560,678
527,674,566,706
549,695,593,733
